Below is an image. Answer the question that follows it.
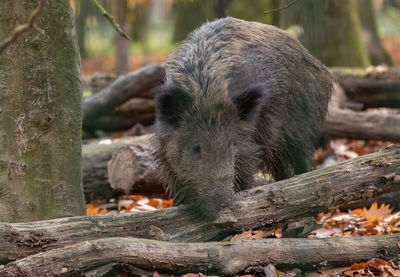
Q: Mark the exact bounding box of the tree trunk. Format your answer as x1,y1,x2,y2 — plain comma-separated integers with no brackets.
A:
229,0,275,25
1,146,399,263
214,0,233,18
114,0,130,73
133,1,151,64
0,0,86,222
2,234,399,276
172,0,215,42
357,0,393,66
280,0,370,67
75,0,93,60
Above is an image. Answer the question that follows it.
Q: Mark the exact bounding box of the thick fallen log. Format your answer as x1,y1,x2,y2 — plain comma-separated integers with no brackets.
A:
82,64,164,127
324,107,400,142
107,144,165,197
106,141,400,211
1,146,399,262
87,105,400,200
88,73,159,99
2,234,400,277
83,98,156,132
331,67,400,108
82,135,151,200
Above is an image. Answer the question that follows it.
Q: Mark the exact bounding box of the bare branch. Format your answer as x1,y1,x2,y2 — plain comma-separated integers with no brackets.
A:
0,0,46,54
263,0,299,15
90,0,130,40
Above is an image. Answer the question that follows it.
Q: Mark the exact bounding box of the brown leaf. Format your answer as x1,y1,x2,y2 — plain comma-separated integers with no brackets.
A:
230,230,266,241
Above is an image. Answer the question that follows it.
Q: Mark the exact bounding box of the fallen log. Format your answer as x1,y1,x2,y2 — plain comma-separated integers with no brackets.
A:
83,98,156,132
87,105,400,200
82,135,151,201
1,146,399,262
106,141,400,211
88,73,159,99
2,234,400,276
82,64,164,127
107,144,165,197
83,113,155,132
88,73,118,94
331,67,400,109
324,107,400,142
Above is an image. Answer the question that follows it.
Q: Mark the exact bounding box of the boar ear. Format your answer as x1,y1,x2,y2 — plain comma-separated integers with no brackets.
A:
233,85,265,122
156,86,192,128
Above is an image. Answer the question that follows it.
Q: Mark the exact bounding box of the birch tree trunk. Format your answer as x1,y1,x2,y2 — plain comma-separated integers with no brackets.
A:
0,0,86,222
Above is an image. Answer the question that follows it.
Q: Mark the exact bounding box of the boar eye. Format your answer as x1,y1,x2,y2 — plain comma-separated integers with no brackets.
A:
193,145,201,154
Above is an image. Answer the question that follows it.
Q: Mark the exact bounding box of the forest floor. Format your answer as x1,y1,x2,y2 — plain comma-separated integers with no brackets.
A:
85,136,400,277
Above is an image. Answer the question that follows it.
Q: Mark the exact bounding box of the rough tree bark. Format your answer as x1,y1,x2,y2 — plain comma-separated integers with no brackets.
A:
1,146,399,263
280,0,370,67
0,0,86,222
2,234,400,276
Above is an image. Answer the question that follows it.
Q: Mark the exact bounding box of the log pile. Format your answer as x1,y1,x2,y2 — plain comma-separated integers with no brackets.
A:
81,66,400,142
1,146,400,275
2,66,400,276
78,66,400,202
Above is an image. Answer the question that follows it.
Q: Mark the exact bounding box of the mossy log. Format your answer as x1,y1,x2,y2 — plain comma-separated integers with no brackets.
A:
1,234,400,276
1,146,399,263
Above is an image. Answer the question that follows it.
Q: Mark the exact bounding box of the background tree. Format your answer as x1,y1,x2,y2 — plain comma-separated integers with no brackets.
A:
133,0,151,64
229,0,279,26
75,0,95,60
0,0,86,222
280,0,371,67
172,0,215,42
357,0,393,65
172,0,234,42
114,0,131,73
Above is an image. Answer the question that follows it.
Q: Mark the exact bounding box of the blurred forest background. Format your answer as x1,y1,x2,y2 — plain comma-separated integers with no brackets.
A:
71,0,400,79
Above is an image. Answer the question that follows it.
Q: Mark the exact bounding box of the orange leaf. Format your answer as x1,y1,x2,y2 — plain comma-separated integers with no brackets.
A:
231,230,266,241
162,199,173,208
362,203,393,219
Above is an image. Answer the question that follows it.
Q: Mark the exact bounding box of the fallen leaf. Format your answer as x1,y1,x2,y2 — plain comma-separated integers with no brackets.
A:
231,230,266,241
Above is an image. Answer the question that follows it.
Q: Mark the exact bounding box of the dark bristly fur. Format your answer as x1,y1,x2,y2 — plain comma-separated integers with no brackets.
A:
153,17,333,220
